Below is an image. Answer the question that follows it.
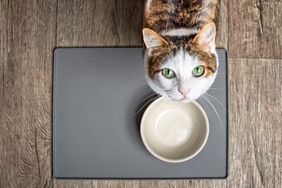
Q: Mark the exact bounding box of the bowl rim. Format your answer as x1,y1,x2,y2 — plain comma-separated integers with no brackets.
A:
140,97,210,163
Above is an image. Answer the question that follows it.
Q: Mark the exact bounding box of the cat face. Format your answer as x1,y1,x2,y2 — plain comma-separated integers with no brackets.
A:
143,23,218,102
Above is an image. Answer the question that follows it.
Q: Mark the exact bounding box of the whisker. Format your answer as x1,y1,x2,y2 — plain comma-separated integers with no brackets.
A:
198,97,211,115
204,93,226,110
135,95,159,115
202,95,224,128
137,93,158,106
203,98,212,114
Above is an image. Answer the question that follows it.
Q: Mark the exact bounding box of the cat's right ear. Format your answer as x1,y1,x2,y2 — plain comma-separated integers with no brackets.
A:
192,22,216,53
143,28,168,49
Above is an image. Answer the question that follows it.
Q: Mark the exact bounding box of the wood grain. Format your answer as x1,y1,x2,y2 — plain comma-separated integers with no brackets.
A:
56,0,143,47
226,58,282,187
0,0,56,187
216,0,228,49
54,180,97,188
1,0,282,188
0,0,8,186
229,0,282,58
97,181,140,188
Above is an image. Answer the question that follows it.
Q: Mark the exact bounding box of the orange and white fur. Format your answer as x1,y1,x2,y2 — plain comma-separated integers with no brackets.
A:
143,0,219,102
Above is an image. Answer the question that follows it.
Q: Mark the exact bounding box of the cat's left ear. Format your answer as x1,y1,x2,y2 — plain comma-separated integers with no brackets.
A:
193,22,216,53
143,28,168,49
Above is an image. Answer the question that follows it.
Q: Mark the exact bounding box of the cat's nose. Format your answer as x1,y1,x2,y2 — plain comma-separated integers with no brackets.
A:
178,87,190,97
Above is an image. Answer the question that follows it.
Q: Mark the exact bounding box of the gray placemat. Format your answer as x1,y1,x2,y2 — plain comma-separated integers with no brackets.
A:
53,48,228,179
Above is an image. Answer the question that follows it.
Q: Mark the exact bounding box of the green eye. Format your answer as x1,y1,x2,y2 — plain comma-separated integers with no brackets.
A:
192,65,205,77
162,68,175,79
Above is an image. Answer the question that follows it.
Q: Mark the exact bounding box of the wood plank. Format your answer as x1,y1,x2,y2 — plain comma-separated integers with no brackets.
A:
176,180,226,187
140,180,176,188
0,0,56,187
54,180,97,188
0,0,8,186
226,58,282,187
216,0,228,49
229,0,282,58
56,0,143,47
97,181,140,188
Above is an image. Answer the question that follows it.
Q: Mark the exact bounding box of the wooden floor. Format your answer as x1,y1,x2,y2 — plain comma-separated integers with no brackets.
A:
0,0,281,187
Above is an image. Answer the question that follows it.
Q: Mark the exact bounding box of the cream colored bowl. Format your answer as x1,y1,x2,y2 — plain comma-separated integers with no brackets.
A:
140,97,209,163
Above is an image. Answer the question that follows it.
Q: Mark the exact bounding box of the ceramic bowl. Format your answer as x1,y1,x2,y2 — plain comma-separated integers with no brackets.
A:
140,97,209,163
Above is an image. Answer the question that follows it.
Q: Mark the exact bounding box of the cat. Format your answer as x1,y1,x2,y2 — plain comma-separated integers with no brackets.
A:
143,0,219,103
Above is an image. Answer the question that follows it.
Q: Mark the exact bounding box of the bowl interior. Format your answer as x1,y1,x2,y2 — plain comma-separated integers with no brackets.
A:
141,97,209,162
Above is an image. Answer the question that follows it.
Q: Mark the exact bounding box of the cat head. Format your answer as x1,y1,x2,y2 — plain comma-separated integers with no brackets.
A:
143,22,218,102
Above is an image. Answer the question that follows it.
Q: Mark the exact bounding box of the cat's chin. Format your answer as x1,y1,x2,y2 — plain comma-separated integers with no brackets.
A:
178,98,193,103
166,96,193,103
